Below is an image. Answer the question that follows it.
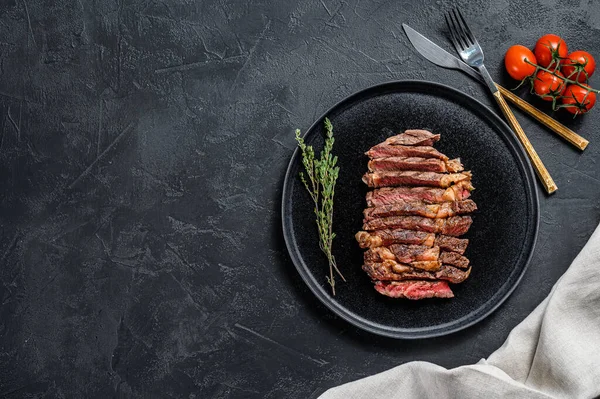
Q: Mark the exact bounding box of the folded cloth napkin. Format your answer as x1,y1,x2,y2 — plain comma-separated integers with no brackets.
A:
320,223,600,399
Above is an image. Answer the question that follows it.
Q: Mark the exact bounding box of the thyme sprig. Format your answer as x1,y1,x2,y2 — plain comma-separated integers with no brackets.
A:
295,118,345,295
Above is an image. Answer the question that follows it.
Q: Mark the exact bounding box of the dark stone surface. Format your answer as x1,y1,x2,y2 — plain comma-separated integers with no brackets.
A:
1,0,599,397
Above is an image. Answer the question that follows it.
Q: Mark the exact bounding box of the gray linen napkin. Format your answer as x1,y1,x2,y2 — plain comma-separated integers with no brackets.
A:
320,223,600,399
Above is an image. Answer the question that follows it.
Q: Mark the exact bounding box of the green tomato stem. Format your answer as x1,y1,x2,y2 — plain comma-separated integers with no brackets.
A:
525,59,600,94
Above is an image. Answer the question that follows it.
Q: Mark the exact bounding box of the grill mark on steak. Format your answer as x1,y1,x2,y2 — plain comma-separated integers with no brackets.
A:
363,171,472,188
362,215,472,236
434,235,469,255
383,129,441,146
363,262,471,284
366,144,449,160
355,229,435,248
439,251,470,269
366,182,473,207
374,280,454,299
363,199,477,221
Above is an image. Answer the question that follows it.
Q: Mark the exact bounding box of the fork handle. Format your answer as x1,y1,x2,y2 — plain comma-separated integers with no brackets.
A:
492,91,558,194
496,85,589,151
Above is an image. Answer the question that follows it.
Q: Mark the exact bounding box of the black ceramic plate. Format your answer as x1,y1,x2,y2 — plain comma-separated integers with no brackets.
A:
282,80,539,339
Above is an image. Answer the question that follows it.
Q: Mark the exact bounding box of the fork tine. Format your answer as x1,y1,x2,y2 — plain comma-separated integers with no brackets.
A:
445,11,465,52
444,13,459,52
455,8,476,45
448,12,469,52
451,8,472,47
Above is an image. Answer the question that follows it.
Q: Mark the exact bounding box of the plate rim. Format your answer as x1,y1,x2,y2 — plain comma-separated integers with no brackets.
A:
281,79,540,339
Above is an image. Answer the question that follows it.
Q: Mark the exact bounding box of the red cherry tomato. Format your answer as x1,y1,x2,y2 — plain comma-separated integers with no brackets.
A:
561,51,596,83
504,45,537,80
533,70,566,101
534,34,568,68
561,84,596,115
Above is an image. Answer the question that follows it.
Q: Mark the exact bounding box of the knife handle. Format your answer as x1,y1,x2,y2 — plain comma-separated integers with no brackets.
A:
492,91,558,194
496,84,588,151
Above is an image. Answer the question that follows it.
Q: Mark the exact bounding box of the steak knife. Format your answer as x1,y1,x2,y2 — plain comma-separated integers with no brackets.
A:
402,23,588,151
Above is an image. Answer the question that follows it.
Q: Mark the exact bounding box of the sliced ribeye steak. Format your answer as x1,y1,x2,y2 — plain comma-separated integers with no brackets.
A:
363,262,471,284
374,280,454,299
366,182,473,206
383,129,441,146
367,144,448,160
363,199,477,221
363,171,471,188
355,229,435,248
362,215,472,236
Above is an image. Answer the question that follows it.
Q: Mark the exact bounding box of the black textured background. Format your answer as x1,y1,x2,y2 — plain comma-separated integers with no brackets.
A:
1,0,599,398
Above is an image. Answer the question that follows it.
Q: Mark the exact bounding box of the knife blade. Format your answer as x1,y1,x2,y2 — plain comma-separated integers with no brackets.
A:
401,23,589,151
402,23,482,82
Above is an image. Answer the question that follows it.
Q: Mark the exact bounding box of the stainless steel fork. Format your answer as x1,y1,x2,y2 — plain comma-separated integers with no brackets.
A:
445,8,557,194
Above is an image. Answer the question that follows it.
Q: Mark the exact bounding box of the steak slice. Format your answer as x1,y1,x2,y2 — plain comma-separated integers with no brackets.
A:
363,199,477,221
363,215,472,236
368,157,448,172
366,182,473,206
367,144,449,160
439,251,470,269
434,235,469,254
384,129,441,146
363,262,471,283
374,280,454,299
389,244,440,263
355,229,435,248
364,201,439,219
363,252,441,272
363,171,472,188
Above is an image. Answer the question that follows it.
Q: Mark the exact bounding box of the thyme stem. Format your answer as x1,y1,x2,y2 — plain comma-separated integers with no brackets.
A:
295,118,344,295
